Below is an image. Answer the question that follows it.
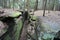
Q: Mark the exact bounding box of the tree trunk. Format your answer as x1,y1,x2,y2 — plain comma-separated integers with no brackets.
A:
2,0,4,8
9,0,10,8
26,0,30,12
34,0,38,10
52,0,55,11
13,0,15,10
43,0,47,16
3,0,7,8
53,0,56,11
42,0,44,10
48,0,50,13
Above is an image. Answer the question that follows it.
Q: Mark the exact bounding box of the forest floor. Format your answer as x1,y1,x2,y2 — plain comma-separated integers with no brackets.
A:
0,9,60,39
33,10,60,33
34,10,60,23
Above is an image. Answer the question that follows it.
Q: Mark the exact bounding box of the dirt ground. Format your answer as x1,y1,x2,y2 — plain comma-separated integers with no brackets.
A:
34,10,60,23
33,10,60,33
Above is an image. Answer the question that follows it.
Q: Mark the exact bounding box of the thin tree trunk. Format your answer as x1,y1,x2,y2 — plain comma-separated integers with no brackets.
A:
34,0,38,10
26,0,30,12
13,0,14,10
1,0,3,7
48,0,50,13
52,0,55,11
42,0,44,10
9,0,10,8
43,0,47,16
3,0,7,8
3,0,5,8
53,0,56,11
